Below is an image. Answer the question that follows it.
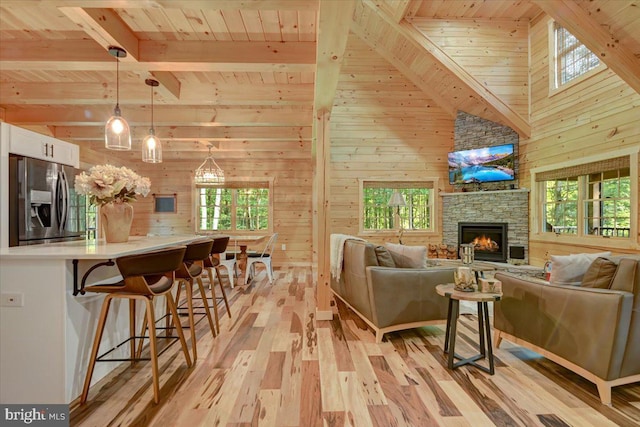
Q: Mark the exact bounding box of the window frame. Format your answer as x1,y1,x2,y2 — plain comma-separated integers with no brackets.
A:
358,178,439,237
530,147,639,250
547,19,607,96
194,178,274,234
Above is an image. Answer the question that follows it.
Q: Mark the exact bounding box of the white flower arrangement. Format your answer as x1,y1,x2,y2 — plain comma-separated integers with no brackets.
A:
74,164,151,206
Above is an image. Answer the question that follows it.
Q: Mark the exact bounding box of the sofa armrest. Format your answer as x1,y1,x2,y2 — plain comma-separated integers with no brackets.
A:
365,267,455,329
495,272,634,380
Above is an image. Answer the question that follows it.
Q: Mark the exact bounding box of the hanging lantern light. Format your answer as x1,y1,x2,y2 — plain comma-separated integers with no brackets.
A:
194,144,224,184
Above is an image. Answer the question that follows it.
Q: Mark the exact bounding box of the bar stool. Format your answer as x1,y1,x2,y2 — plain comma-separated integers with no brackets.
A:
80,246,191,405
203,236,232,320
174,238,217,361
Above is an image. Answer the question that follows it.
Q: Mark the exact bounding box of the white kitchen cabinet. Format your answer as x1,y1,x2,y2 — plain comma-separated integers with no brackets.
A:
5,123,79,168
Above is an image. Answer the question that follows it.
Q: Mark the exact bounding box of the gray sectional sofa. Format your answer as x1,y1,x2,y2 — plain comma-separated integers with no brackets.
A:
494,255,640,405
330,238,455,342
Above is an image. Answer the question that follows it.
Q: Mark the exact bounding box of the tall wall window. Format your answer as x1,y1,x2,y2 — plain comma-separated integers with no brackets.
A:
552,22,601,89
361,180,435,233
196,181,271,232
536,155,635,240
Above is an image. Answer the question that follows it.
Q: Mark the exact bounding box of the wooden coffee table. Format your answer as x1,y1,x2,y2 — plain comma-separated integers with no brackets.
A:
436,283,502,375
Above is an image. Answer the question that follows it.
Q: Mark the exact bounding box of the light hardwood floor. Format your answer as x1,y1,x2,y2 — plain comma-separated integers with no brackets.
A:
71,267,640,427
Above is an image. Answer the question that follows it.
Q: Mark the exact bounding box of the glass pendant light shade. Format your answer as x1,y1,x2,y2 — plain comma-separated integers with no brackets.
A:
105,105,131,150
142,78,162,163
142,130,162,163
194,145,224,184
105,46,131,151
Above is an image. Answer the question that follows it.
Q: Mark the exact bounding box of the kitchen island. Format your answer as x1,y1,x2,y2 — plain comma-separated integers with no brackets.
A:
0,235,204,404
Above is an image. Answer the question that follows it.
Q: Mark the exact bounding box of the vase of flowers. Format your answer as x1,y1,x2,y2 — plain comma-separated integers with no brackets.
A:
75,165,151,243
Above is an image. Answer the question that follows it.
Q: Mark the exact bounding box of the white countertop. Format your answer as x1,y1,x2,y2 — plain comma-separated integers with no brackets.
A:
0,235,205,260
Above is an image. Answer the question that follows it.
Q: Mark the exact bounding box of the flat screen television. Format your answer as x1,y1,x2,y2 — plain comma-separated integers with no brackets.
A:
448,144,515,184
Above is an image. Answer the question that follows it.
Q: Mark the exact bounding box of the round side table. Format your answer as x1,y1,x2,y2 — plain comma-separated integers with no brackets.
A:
435,283,502,375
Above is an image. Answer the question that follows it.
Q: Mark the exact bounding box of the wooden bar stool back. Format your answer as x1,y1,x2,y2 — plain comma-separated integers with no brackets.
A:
203,236,232,320
81,246,191,405
174,238,217,360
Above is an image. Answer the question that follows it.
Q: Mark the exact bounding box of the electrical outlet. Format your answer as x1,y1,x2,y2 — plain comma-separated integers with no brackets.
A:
1,293,24,307
281,244,286,251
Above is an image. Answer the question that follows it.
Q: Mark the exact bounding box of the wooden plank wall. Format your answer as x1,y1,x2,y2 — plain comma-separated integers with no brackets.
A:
329,34,454,246
78,144,314,267
522,15,640,265
411,18,530,119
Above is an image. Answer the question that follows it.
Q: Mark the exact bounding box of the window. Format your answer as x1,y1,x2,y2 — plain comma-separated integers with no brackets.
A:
361,180,435,233
544,177,578,234
196,181,271,232
585,169,631,237
535,153,636,243
552,22,601,89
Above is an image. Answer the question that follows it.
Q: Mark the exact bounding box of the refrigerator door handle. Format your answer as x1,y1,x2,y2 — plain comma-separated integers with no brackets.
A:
57,169,69,231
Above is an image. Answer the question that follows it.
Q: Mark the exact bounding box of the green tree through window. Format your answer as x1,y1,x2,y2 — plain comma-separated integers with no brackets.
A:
362,182,434,232
197,185,270,232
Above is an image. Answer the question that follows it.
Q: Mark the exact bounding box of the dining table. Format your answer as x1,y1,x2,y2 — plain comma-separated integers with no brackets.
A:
227,235,267,274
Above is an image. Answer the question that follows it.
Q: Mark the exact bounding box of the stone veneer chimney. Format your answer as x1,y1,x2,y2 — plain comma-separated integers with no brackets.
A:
443,112,529,263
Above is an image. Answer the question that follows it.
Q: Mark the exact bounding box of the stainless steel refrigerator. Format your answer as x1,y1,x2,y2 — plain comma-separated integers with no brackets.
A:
8,154,86,246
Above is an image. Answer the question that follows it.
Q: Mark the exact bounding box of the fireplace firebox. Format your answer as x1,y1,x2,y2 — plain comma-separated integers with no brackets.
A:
458,222,508,263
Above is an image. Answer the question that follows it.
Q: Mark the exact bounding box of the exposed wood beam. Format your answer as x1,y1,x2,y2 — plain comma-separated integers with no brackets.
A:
149,71,181,100
361,0,530,137
379,0,416,23
139,40,316,65
4,106,313,127
53,125,311,141
350,22,456,118
0,0,319,10
313,0,355,319
0,40,316,72
1,83,314,106
59,7,139,59
533,0,640,95
313,0,357,113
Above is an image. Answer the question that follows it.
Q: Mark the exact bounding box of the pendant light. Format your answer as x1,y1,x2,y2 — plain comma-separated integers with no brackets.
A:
142,78,162,163
105,46,131,150
194,144,225,184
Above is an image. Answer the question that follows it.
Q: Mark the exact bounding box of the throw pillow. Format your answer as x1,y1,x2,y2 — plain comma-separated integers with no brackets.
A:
384,243,427,268
581,257,618,289
374,246,396,267
549,251,612,286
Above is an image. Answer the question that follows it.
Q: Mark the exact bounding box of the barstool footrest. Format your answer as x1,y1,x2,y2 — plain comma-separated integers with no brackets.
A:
95,335,180,363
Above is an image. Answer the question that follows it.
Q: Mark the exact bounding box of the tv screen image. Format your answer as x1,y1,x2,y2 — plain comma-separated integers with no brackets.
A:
448,144,515,184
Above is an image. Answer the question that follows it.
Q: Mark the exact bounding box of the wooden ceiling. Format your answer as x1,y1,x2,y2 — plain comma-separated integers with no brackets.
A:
1,0,639,158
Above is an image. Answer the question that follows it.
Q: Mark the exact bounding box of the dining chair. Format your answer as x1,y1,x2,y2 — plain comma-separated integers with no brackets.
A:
219,239,238,288
245,233,278,285
80,246,191,404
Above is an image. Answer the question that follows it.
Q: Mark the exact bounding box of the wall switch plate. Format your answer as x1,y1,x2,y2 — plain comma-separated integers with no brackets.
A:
281,244,286,251
1,293,24,307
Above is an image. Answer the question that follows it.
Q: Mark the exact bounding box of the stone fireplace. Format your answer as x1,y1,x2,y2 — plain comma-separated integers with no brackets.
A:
459,222,508,263
442,189,529,263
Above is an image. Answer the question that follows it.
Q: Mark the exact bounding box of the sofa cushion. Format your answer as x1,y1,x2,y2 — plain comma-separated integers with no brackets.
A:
609,258,638,293
384,243,427,268
581,257,618,289
549,252,611,286
374,246,395,267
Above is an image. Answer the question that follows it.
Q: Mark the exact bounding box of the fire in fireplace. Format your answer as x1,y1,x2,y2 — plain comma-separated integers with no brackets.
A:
458,222,508,262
